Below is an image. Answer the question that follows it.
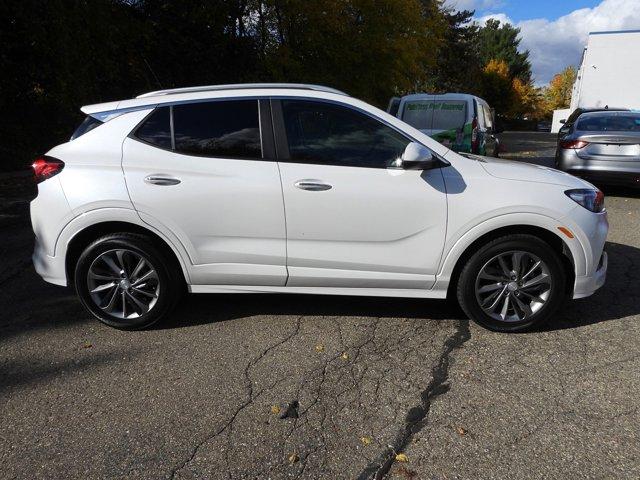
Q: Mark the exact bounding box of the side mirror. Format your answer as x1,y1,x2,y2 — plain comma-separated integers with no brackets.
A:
560,119,566,124
393,142,438,170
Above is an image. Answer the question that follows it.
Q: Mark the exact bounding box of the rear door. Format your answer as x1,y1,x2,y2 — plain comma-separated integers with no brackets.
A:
273,98,448,289
122,98,287,286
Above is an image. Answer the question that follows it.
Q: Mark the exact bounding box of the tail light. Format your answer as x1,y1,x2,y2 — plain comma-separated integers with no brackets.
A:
32,156,64,183
560,140,589,149
471,116,479,153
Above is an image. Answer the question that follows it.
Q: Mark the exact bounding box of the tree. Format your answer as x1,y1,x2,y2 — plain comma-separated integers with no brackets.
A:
478,59,514,114
478,19,531,82
255,0,446,106
544,66,577,111
426,8,482,94
510,78,543,118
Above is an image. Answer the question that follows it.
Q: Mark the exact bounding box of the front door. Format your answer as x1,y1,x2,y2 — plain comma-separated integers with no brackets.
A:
122,98,287,286
273,98,448,289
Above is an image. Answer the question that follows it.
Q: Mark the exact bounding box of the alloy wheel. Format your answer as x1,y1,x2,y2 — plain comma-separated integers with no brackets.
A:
474,250,552,323
86,249,160,319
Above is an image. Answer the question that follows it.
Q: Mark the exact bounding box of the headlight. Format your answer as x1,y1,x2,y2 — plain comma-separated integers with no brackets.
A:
565,189,605,213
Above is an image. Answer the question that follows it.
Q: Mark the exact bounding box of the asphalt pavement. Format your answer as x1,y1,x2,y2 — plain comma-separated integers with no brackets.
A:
1,133,639,479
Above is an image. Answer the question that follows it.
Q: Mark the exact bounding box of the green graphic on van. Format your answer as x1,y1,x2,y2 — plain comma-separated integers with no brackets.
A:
431,122,475,153
406,102,465,112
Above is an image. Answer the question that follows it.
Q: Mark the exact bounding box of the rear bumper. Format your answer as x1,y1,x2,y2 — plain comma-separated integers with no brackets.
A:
573,250,607,299
33,237,67,286
566,168,640,187
556,148,640,186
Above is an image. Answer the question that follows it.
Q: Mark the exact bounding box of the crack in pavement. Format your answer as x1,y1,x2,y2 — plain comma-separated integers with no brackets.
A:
168,316,303,479
356,319,471,480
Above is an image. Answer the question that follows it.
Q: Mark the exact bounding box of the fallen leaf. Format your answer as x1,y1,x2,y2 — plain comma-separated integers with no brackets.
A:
270,405,281,415
315,344,325,353
288,453,299,464
395,453,408,462
341,352,349,360
456,426,467,436
82,342,92,349
360,436,372,446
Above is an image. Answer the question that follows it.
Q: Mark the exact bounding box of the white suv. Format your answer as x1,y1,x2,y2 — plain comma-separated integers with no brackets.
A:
31,84,608,332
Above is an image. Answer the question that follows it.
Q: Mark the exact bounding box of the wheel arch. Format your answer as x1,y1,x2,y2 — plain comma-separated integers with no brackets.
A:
64,220,190,286
443,224,577,300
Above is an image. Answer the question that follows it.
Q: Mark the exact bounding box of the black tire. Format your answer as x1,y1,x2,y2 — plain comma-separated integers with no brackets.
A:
74,233,182,330
456,234,567,332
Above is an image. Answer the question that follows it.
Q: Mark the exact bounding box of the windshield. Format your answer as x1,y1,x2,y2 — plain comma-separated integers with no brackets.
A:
576,113,640,132
402,100,466,131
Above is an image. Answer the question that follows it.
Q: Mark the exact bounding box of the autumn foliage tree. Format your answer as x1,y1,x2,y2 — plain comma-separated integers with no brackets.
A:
2,0,551,170
544,66,577,111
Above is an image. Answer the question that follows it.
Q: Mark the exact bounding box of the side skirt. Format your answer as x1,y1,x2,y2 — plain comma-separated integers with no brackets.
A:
188,284,448,299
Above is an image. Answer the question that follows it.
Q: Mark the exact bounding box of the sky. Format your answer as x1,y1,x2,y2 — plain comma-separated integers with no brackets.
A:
446,0,640,85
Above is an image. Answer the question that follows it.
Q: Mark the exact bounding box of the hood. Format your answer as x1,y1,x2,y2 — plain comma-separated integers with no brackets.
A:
478,156,593,189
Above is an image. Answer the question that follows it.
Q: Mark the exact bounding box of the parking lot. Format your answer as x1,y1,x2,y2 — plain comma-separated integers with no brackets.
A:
1,132,639,479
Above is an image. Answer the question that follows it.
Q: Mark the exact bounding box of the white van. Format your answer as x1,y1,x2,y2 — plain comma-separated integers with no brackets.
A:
388,93,501,156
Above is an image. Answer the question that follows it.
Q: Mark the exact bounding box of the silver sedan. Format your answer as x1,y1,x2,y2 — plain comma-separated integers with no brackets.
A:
556,111,640,187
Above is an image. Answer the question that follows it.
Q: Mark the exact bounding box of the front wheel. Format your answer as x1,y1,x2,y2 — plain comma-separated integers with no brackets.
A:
457,234,567,332
74,233,182,330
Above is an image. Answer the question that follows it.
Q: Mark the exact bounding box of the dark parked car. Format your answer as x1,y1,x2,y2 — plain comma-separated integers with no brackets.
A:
555,110,640,187
536,120,551,132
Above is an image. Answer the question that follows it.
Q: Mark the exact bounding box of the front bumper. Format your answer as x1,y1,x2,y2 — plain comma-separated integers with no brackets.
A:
573,249,607,299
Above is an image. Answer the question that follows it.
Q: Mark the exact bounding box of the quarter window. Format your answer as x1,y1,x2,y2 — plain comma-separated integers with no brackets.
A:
173,100,261,158
281,100,410,168
134,106,171,149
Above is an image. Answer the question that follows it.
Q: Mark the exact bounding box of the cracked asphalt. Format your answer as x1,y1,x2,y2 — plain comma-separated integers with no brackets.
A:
1,132,639,479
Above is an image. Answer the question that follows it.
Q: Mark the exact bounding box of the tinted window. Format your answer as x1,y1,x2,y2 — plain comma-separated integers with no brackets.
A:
402,100,467,131
576,113,640,132
173,100,261,158
71,115,103,140
283,100,410,168
135,106,172,149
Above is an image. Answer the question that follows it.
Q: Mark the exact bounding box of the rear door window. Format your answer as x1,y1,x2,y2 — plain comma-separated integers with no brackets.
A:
172,100,262,158
134,106,172,149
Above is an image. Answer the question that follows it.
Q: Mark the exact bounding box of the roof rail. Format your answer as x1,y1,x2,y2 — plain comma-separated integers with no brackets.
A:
136,83,348,99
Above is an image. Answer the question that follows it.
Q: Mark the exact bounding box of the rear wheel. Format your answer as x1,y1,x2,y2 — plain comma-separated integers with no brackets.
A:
74,233,182,330
457,234,567,332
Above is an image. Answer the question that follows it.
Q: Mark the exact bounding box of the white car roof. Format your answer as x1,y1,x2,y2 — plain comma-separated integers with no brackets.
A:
81,83,347,114
79,83,452,158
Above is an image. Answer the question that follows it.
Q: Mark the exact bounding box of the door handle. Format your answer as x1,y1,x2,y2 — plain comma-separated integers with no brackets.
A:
294,180,332,191
144,175,181,186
